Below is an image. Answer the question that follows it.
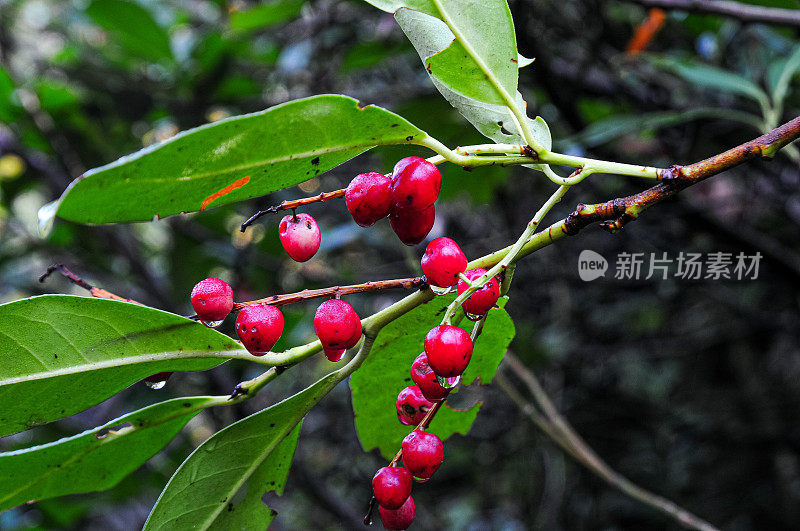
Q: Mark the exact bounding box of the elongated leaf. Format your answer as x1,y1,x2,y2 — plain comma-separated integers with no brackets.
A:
0,396,215,511
0,295,247,437
41,95,427,228
767,46,800,105
648,56,769,105
229,0,305,32
395,8,550,150
86,0,172,62
144,372,341,530
350,294,515,459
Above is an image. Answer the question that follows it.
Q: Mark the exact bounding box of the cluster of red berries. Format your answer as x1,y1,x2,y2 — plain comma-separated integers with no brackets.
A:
190,278,362,360
275,156,443,263
373,238,501,529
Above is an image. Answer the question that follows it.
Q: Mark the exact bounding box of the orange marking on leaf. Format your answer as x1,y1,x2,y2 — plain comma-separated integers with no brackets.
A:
200,176,251,211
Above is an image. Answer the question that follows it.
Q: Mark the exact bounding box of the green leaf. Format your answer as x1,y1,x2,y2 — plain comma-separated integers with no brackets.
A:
395,8,550,150
648,55,769,105
0,68,20,123
86,0,173,63
350,294,515,459
767,45,800,105
229,0,305,32
0,295,246,437
0,397,215,511
144,372,341,530
42,95,427,228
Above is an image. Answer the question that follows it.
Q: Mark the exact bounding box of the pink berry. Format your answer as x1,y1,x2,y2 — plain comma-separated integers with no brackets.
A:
190,277,233,322
278,212,321,262
391,156,441,210
423,325,473,377
235,304,284,356
314,299,362,352
457,268,500,316
396,385,434,426
345,172,393,227
410,353,456,402
389,204,435,246
402,430,444,480
372,466,412,510
378,495,415,530
420,237,468,288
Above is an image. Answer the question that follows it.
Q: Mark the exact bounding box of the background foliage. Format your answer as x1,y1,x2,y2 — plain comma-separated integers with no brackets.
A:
1,0,799,529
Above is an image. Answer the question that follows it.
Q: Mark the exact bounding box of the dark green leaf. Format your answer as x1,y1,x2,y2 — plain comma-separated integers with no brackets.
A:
86,0,173,63
0,295,246,437
42,95,427,228
144,371,341,530
229,0,305,32
0,397,215,511
350,294,514,459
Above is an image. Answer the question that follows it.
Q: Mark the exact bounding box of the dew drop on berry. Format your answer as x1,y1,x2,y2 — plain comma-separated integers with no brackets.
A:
144,380,167,390
428,284,453,296
200,319,224,328
465,312,483,321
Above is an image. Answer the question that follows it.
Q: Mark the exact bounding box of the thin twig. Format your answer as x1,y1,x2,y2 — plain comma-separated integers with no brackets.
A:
240,189,347,231
40,264,143,305
500,353,719,531
624,0,800,28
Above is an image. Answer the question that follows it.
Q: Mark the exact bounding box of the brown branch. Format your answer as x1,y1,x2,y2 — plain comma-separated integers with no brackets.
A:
562,115,800,235
623,0,800,28
232,277,426,311
39,264,143,305
499,353,719,531
240,188,346,232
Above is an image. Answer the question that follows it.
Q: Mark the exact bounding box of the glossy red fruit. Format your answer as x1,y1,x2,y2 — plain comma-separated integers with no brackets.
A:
402,430,444,480
190,277,233,322
235,304,284,356
389,204,435,246
457,268,500,316
314,299,362,351
410,353,456,401
391,156,441,210
420,237,468,288
345,172,393,227
278,212,321,262
396,385,434,426
423,325,473,377
378,495,415,530
372,466,412,510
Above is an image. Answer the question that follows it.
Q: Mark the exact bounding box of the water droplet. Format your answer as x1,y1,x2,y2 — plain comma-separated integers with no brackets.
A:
429,284,454,296
251,326,257,333
436,375,460,389
465,312,483,321
201,319,224,328
145,380,167,390
37,200,59,237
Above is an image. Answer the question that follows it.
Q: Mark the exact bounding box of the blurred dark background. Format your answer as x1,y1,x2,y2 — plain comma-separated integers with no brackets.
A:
1,0,800,529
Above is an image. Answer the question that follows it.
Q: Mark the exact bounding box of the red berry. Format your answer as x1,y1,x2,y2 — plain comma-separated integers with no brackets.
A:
391,156,441,210
423,325,473,377
396,385,434,426
323,346,346,362
314,299,362,351
278,213,321,262
190,277,233,322
410,353,456,402
372,466,412,510
457,268,500,316
389,204,435,246
420,237,468,288
402,430,444,480
346,172,393,227
235,304,284,356
378,495,415,530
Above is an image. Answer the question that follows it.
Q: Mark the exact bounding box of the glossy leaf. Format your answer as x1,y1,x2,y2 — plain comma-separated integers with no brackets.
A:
229,0,305,32
42,95,427,227
86,0,172,62
144,371,341,530
350,294,515,459
0,396,215,511
395,8,550,149
0,295,246,437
